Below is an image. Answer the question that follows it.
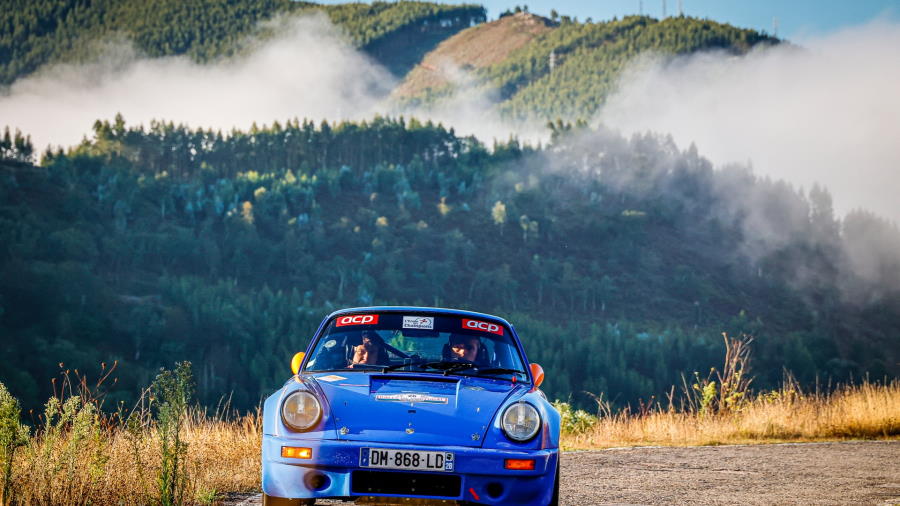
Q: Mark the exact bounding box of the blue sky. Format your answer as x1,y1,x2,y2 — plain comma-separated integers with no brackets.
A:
485,0,899,40
315,0,898,41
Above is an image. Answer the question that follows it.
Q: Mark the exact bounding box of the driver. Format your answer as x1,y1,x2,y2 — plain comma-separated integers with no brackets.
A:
349,330,387,367
448,334,482,362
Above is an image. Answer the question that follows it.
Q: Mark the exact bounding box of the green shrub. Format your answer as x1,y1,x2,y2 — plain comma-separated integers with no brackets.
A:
0,383,29,505
552,400,597,435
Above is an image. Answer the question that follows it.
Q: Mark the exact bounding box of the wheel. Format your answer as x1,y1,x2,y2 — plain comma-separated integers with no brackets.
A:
548,455,560,506
262,493,315,506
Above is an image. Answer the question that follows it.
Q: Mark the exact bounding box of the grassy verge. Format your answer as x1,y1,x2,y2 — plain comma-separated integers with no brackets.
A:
557,379,900,449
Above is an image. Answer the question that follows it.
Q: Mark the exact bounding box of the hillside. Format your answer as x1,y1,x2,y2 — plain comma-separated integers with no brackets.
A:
0,0,486,85
4,3,777,121
397,14,779,120
1,119,898,413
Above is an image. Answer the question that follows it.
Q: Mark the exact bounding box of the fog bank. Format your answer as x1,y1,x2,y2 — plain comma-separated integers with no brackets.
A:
0,13,533,154
599,20,900,223
0,15,393,151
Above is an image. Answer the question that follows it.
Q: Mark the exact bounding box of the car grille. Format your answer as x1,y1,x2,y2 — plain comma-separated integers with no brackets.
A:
351,470,462,497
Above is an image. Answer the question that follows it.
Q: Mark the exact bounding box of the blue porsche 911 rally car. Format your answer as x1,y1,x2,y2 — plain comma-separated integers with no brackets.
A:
261,307,561,505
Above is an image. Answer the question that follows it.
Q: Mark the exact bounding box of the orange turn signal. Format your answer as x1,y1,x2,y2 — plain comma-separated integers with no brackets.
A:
504,458,535,470
281,446,312,459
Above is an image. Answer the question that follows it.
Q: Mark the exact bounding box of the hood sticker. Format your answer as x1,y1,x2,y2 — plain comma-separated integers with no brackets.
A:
403,316,434,330
317,374,347,382
375,393,449,404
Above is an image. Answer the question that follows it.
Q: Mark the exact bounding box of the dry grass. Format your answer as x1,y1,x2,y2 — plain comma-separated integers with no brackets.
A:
4,406,261,505
1,364,262,506
6,381,898,504
561,379,900,449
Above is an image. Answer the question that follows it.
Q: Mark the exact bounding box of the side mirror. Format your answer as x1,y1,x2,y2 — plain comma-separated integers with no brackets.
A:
290,352,306,375
530,363,544,388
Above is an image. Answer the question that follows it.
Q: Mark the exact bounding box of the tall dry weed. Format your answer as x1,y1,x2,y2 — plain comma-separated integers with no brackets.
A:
3,364,261,505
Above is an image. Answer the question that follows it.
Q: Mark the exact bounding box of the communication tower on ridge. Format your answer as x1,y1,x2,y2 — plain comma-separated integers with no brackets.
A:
773,16,779,37
678,0,683,16
662,0,667,18
639,0,643,16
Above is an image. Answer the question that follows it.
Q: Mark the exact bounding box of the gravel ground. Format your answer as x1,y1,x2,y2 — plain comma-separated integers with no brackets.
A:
229,440,900,505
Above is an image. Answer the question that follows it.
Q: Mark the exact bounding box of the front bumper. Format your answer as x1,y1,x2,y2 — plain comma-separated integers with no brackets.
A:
262,435,558,505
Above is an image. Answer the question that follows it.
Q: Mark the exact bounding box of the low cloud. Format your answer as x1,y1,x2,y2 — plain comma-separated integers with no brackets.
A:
0,13,531,153
0,14,395,151
598,20,900,223
400,57,545,144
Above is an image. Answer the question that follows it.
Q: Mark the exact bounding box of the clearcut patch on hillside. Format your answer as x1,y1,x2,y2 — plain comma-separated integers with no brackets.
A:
394,12,555,97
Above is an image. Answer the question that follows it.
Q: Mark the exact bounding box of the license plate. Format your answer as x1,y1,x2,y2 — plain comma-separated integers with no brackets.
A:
360,448,454,472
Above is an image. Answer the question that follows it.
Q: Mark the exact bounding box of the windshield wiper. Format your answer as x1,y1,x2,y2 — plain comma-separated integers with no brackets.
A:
381,358,429,373
439,362,477,375
471,367,525,377
410,360,477,376
381,360,509,376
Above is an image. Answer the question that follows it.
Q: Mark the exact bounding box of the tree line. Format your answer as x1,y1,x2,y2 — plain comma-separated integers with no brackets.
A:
1,117,898,413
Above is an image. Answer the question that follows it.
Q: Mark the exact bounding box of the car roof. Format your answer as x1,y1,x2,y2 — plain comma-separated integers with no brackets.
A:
326,306,513,328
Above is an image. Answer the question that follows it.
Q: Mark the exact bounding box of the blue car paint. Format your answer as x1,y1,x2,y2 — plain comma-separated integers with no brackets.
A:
261,307,561,505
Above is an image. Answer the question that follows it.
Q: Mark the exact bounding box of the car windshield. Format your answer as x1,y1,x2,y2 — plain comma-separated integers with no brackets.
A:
304,312,528,381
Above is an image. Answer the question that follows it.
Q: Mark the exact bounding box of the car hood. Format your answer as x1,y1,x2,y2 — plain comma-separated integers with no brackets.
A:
310,372,525,447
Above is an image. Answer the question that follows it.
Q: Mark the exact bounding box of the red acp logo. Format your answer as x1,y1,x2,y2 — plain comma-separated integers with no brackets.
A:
335,314,379,326
461,318,503,335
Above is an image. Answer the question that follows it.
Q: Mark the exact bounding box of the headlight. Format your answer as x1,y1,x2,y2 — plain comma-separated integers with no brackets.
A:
281,391,322,431
501,402,541,441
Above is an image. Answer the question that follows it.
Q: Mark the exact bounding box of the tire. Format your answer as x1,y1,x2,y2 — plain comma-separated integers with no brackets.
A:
548,455,560,506
262,493,315,506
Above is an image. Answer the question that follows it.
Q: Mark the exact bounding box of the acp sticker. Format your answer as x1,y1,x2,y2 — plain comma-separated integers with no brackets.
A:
462,318,504,336
335,314,379,327
403,316,434,330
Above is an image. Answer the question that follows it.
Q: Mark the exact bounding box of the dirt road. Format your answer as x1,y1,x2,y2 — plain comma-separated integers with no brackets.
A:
560,441,899,505
231,440,900,505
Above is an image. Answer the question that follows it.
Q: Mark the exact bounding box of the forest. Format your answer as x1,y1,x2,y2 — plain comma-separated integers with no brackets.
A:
0,0,485,84
2,1,780,122
2,117,898,413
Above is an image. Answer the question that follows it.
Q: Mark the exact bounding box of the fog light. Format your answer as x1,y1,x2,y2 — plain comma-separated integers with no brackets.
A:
486,482,504,498
504,458,535,470
282,446,312,459
304,471,330,491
